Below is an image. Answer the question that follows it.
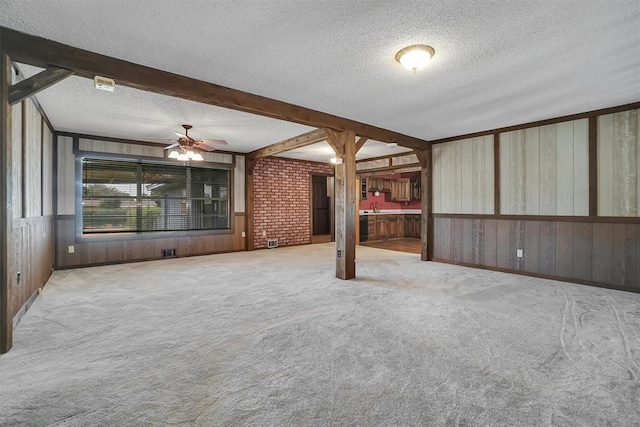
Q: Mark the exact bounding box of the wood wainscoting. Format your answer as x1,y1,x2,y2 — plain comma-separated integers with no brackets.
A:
11,216,54,320
55,213,246,269
433,216,640,292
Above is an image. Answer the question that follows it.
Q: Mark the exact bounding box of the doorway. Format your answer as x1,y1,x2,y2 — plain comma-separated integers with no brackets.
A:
310,174,334,243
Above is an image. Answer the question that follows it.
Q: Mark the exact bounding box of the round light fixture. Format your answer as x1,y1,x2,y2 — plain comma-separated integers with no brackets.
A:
395,44,435,72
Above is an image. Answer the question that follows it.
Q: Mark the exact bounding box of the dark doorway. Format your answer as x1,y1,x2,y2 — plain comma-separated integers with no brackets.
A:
312,175,330,235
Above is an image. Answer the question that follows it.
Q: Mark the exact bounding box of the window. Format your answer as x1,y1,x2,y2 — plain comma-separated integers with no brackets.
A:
82,158,230,234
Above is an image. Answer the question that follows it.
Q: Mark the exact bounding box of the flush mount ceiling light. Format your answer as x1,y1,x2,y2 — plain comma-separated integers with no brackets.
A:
395,44,435,72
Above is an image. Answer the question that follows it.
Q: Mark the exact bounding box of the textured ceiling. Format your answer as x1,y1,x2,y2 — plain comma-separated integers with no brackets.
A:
2,0,639,162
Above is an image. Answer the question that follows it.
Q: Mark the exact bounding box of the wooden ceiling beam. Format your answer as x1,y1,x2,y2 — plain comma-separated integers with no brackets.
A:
9,66,73,106
1,27,430,150
247,128,327,160
355,136,368,153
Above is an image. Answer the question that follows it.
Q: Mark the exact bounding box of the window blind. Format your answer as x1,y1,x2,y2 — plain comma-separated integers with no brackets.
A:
82,158,230,234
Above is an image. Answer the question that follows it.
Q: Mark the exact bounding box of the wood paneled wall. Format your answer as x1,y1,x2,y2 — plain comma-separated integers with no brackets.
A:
234,155,246,213
55,214,246,268
432,136,494,214
598,109,640,216
42,126,53,216
56,136,74,215
500,119,589,215
430,105,640,293
433,217,640,291
78,138,164,157
9,98,54,321
23,100,42,218
54,135,247,268
10,103,21,219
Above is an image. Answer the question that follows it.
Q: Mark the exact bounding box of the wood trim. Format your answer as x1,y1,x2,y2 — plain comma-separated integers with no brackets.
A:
431,213,640,224
414,150,431,260
326,129,356,279
40,115,44,216
76,227,236,243
431,259,640,294
355,137,368,154
56,247,248,270
357,164,421,174
21,100,26,218
356,149,427,164
324,129,342,156
57,131,169,148
430,101,640,145
245,158,256,251
494,133,500,215
588,116,598,216
12,287,39,328
275,156,334,167
426,150,434,260
0,39,12,353
8,67,72,106
2,27,430,151
247,129,326,160
12,63,54,134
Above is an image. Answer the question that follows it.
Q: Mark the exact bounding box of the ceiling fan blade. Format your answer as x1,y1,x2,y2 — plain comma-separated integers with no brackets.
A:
198,139,228,146
174,131,188,139
164,143,179,150
193,142,218,152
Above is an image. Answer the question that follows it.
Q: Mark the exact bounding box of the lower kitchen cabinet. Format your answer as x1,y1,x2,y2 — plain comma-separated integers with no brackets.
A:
364,214,421,241
404,215,421,238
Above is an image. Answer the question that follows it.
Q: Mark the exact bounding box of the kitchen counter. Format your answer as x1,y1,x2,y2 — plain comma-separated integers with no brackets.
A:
359,209,421,215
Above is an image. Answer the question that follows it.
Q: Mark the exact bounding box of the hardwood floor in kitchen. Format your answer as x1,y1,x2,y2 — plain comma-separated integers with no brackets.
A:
360,237,421,254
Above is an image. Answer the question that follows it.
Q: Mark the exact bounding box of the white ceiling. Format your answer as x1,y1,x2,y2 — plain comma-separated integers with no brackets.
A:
1,0,639,162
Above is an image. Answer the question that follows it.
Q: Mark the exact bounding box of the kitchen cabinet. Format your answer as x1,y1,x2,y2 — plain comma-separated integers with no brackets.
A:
384,178,411,201
376,217,389,239
404,215,421,238
381,179,393,192
397,178,410,201
363,214,420,241
410,179,421,201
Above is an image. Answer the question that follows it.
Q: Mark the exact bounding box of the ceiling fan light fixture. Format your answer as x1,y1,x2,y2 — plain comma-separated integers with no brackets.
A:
192,153,204,161
177,153,189,161
168,149,180,159
186,150,195,159
395,44,435,72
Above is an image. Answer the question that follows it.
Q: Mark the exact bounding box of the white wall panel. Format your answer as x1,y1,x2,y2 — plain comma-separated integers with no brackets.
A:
598,109,639,216
57,136,75,215
234,155,245,213
433,136,494,214
500,119,588,215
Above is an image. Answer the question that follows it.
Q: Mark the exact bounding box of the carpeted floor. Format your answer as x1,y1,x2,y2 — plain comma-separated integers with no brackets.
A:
1,243,639,426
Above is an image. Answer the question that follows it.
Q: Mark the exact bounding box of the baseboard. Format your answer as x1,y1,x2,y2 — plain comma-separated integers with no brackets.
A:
13,288,41,329
431,258,640,294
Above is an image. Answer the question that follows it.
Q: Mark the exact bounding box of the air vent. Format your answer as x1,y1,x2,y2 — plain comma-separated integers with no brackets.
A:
162,248,176,258
267,239,278,249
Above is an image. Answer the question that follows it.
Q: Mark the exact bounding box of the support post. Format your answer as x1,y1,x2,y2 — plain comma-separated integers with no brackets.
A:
1,37,13,353
415,149,432,261
326,129,356,280
245,158,256,251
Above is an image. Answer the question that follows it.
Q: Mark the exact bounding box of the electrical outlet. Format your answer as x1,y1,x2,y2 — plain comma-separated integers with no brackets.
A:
68,245,75,254
262,230,267,237
517,249,523,258
242,231,246,238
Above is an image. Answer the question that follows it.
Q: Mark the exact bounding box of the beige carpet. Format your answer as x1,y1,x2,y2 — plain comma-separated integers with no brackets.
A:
1,243,639,426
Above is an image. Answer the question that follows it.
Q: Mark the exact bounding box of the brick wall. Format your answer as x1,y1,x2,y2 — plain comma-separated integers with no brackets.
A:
253,157,333,249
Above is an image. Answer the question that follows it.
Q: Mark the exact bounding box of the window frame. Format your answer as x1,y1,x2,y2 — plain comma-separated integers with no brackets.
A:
75,152,235,241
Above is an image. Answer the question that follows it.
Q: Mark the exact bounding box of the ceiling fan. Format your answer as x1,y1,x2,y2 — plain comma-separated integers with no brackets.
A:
165,124,228,161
